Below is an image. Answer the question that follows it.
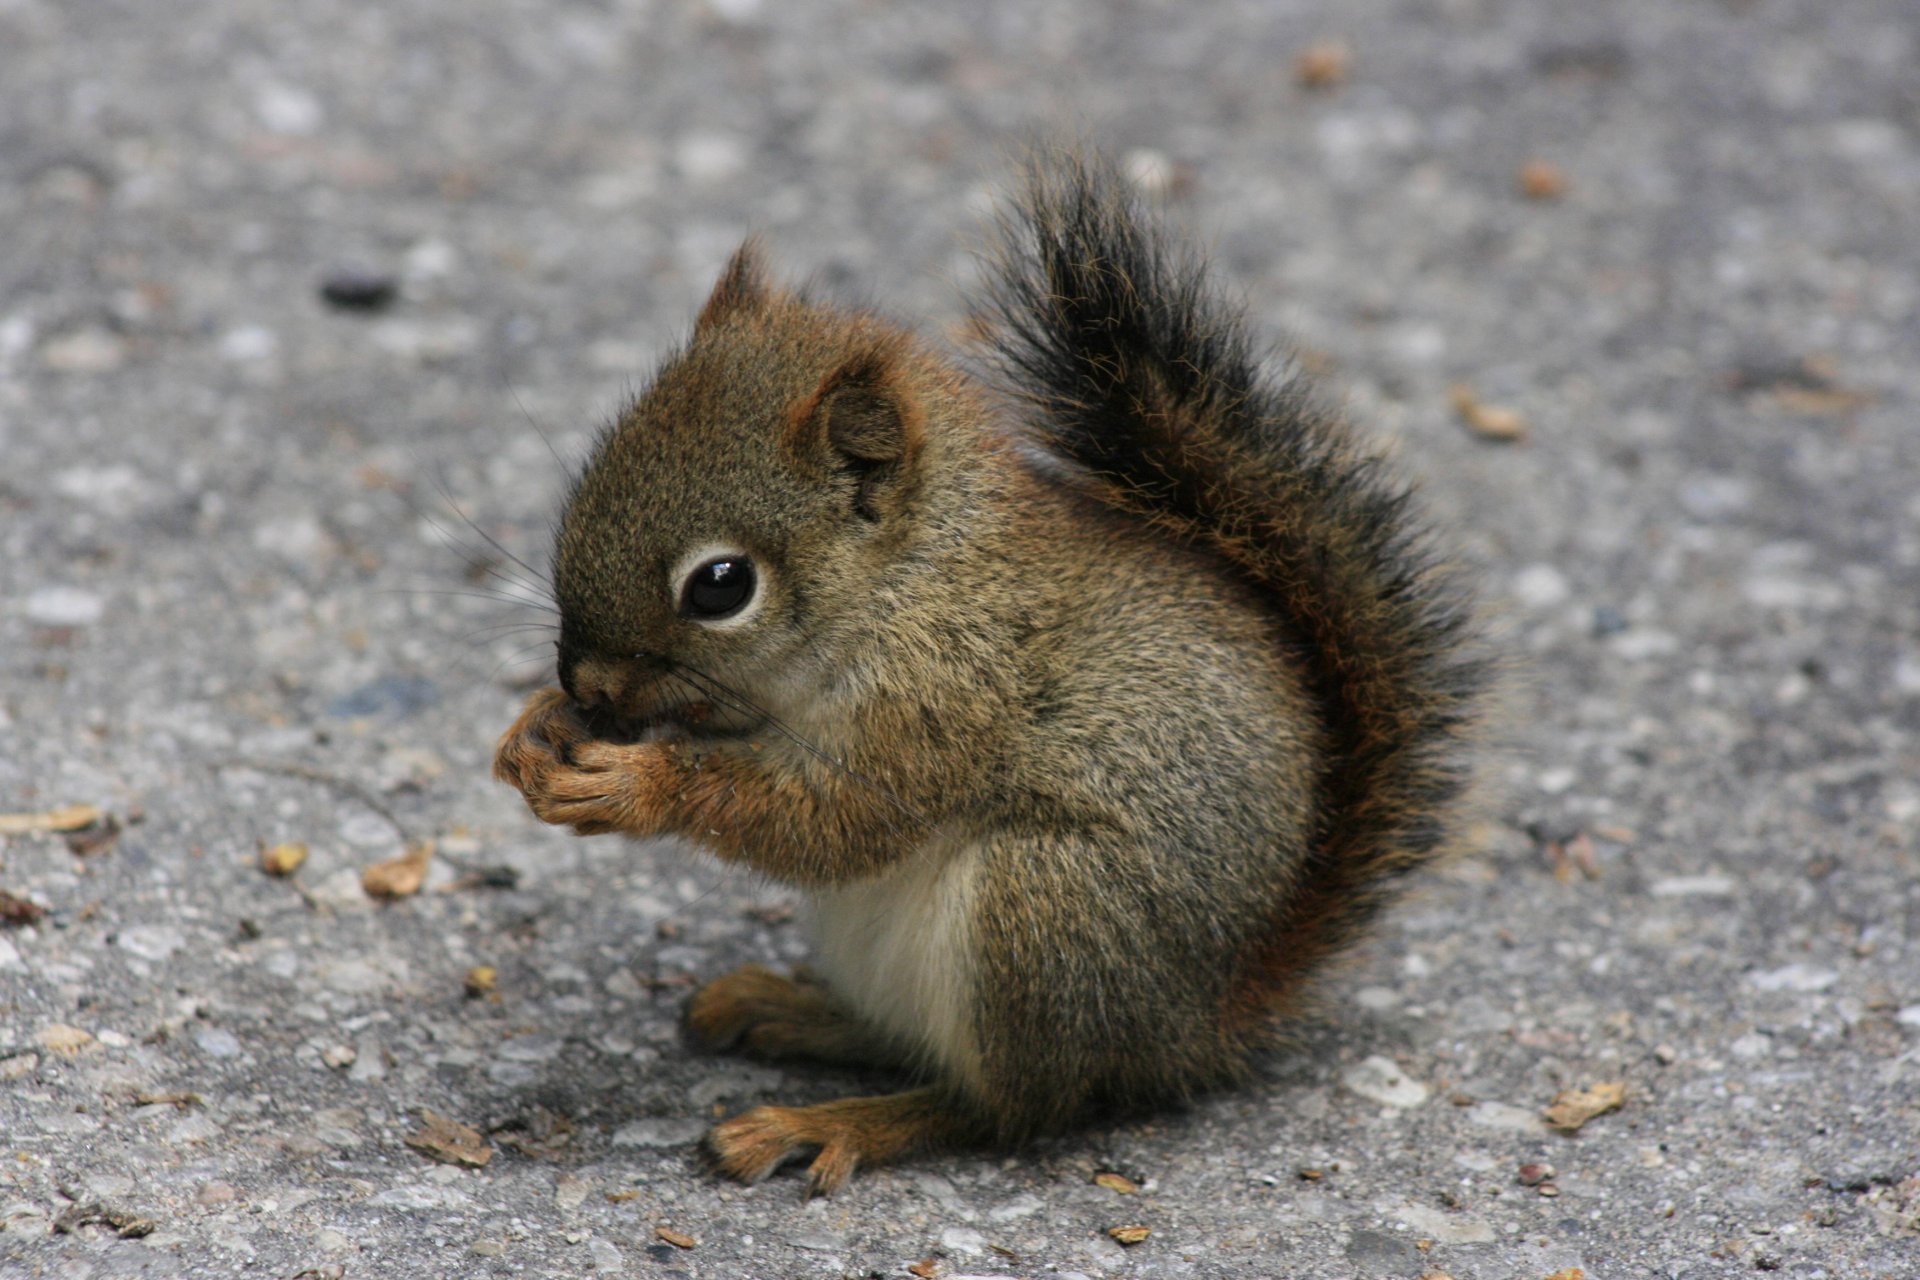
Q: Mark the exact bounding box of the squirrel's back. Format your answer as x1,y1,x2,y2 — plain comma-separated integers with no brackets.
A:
980,156,1488,1031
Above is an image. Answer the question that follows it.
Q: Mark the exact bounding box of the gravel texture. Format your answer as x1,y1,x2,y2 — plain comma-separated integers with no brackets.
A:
3,1,1918,1277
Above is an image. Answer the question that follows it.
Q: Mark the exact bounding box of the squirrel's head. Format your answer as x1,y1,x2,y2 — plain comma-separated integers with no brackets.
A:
550,242,957,737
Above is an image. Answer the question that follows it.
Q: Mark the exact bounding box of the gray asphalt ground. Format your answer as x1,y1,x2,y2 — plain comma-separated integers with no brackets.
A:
3,1,1917,1276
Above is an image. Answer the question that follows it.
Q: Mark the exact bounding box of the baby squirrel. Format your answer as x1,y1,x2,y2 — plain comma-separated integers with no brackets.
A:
494,155,1485,1194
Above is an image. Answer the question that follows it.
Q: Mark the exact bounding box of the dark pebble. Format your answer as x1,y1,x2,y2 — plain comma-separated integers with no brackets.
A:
319,269,399,312
326,675,440,719
1591,605,1629,637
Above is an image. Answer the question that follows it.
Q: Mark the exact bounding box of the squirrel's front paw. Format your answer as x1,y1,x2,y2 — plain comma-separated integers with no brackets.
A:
493,690,674,836
492,688,585,792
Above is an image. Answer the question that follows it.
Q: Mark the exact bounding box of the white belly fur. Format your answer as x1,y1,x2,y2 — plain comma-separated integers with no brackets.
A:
807,833,983,1094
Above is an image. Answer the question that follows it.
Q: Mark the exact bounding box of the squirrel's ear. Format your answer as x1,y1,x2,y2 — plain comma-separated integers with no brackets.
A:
792,347,923,521
695,240,771,332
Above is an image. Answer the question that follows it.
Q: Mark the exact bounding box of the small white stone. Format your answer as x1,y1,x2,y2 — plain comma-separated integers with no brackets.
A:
1512,563,1571,609
255,82,324,135
1748,964,1838,993
555,1174,592,1212
939,1226,987,1256
610,1117,705,1147
987,1192,1042,1222
1466,1101,1547,1133
117,925,185,961
41,326,125,373
495,1035,563,1063
195,1027,244,1059
1894,1005,1920,1027
1650,874,1736,898
1340,1055,1429,1108
53,464,145,506
25,585,105,626
1537,766,1577,795
674,132,748,184
219,326,279,362
1395,1204,1495,1244
1123,148,1176,195
0,937,22,970
403,238,459,281
586,1238,623,1272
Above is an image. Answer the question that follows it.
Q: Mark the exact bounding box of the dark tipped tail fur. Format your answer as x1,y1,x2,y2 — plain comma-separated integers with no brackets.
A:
982,155,1487,1023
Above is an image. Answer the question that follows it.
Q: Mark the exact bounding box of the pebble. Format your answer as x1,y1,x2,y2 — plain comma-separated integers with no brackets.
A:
327,675,440,720
118,925,186,961
1341,1055,1429,1108
495,1035,565,1063
1650,874,1736,897
25,585,106,627
1748,963,1838,993
255,82,324,135
788,1230,848,1251
196,1182,239,1206
1512,563,1572,609
41,326,126,373
554,1174,591,1212
939,1227,987,1255
0,937,22,971
1395,1204,1495,1244
586,1238,624,1271
53,464,146,507
610,1117,705,1148
195,1027,244,1059
687,1062,783,1108
368,1184,471,1211
218,326,279,362
1466,1101,1547,1133
674,132,749,184
319,269,399,312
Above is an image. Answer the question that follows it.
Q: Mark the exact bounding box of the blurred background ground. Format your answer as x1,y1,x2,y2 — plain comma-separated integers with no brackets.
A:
1,0,1917,1276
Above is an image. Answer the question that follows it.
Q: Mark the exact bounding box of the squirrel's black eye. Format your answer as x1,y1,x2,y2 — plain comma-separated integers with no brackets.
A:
682,557,756,620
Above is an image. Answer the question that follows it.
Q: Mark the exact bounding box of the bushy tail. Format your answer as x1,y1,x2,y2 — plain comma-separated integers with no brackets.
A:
981,155,1487,1018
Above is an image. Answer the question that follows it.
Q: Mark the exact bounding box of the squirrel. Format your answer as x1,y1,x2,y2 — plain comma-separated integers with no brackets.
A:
492,154,1486,1195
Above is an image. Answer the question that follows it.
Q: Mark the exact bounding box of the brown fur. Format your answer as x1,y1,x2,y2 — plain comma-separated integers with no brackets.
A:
492,156,1485,1190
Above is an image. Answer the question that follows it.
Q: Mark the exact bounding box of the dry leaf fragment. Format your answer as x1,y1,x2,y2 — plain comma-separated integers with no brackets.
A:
1449,384,1530,442
1,888,47,926
53,1202,156,1238
606,1189,643,1203
908,1260,940,1279
1543,1081,1627,1132
259,842,309,876
654,1226,696,1249
1518,160,1570,200
1296,41,1352,89
464,965,498,998
405,1110,493,1167
362,839,434,898
0,804,103,835
38,1024,96,1056
132,1091,204,1109
64,814,121,856
1109,1224,1152,1246
1094,1171,1140,1194
1544,1270,1586,1280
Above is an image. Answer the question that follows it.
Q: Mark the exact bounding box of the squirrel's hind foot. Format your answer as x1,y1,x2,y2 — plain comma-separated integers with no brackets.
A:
704,1087,971,1196
685,964,899,1069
